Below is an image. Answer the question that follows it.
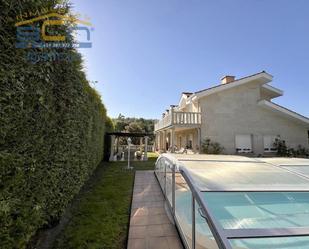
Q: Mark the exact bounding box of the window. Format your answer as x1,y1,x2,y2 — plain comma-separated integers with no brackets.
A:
235,134,252,153
264,135,278,152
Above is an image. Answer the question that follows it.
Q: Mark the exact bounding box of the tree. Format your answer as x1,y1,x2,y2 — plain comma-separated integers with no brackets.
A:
112,115,155,144
124,122,145,144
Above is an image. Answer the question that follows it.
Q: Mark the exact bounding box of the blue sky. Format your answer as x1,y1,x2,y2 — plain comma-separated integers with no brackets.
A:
71,0,309,119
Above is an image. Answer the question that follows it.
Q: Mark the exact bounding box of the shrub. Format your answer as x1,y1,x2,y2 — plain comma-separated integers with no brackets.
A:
294,145,309,157
273,138,289,156
273,139,309,158
0,1,107,248
201,138,224,154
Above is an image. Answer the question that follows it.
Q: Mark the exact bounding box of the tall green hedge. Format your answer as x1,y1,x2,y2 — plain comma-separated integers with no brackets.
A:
0,1,107,248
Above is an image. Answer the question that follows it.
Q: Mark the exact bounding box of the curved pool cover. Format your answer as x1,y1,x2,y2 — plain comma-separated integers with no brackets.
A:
154,154,309,249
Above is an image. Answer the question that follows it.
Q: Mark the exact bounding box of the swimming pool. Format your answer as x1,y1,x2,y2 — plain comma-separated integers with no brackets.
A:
155,154,309,249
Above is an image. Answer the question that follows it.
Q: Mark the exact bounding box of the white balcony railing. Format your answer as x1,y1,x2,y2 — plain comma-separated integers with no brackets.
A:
155,111,201,131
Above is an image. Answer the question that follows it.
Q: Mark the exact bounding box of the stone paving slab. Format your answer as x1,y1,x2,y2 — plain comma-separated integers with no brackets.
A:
128,171,183,249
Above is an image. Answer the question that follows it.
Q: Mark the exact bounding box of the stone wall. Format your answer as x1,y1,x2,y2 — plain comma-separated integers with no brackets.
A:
199,82,309,155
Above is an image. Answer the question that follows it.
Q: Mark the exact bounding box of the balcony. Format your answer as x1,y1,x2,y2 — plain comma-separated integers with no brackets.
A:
155,111,202,131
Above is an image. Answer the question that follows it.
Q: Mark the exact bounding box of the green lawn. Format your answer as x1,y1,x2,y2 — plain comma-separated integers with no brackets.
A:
52,153,158,249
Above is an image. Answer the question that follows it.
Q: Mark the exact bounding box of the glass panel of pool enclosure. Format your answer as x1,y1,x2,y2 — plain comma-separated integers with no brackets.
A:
229,236,309,249
261,157,309,178
154,154,309,249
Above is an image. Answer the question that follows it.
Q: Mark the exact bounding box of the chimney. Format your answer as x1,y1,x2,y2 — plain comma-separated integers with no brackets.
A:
221,75,235,84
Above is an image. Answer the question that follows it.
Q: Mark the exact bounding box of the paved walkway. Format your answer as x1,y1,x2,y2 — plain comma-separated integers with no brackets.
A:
127,171,183,249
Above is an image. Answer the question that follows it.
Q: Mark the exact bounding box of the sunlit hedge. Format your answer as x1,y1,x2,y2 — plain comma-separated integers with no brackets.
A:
0,1,107,248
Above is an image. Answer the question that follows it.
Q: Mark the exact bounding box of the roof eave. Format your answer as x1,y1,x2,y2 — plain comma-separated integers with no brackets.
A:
195,72,273,99
258,100,309,127
261,84,284,99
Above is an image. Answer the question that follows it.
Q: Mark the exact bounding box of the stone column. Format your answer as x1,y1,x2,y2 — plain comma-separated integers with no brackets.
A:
109,135,115,161
116,136,119,154
144,136,148,161
171,128,175,153
197,128,201,153
155,132,158,151
163,130,167,152
140,137,143,152
161,131,163,151
159,131,163,151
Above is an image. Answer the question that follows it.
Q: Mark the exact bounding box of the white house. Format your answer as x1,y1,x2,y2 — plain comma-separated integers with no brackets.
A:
154,71,309,155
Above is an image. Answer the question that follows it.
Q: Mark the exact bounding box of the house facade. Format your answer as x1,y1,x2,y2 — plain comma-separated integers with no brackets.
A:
154,71,309,155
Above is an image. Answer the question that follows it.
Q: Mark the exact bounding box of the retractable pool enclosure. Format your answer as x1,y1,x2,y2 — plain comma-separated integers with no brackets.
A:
154,154,309,249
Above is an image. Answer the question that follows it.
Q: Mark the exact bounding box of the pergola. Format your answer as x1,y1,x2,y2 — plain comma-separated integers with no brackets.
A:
107,132,154,161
